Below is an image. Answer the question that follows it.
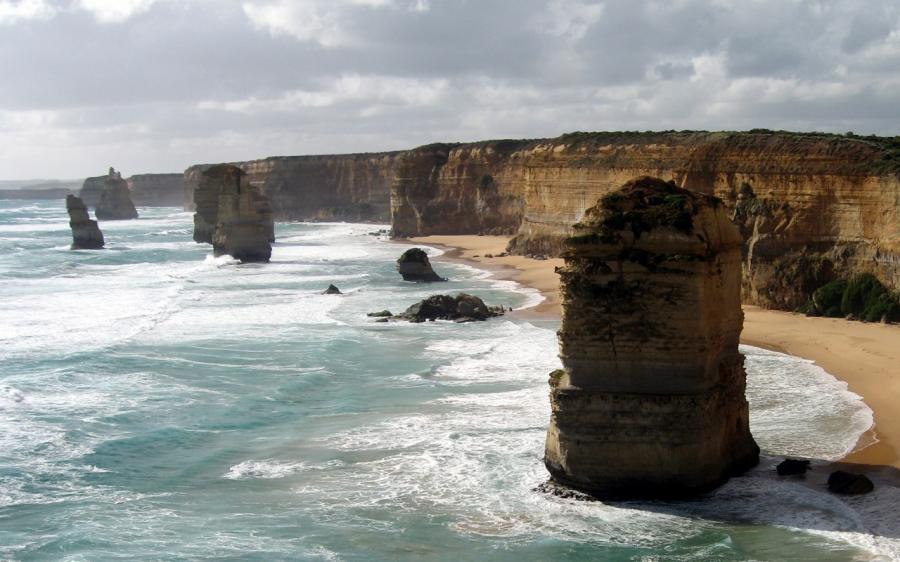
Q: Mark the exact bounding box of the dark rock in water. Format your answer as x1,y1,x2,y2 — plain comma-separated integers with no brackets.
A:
367,310,393,317
95,167,139,220
827,471,874,494
389,293,504,323
323,284,342,295
193,164,273,263
397,248,446,282
66,195,104,249
777,459,811,476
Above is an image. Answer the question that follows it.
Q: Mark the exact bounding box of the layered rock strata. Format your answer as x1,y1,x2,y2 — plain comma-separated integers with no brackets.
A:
397,248,446,282
544,177,759,498
389,132,900,309
194,164,273,262
127,173,184,207
66,195,104,249
183,152,400,220
95,168,139,220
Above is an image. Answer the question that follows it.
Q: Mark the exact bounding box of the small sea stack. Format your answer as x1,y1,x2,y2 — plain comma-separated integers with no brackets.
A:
544,176,759,499
66,195,105,249
95,167,138,220
397,248,446,282
372,293,504,323
193,164,273,263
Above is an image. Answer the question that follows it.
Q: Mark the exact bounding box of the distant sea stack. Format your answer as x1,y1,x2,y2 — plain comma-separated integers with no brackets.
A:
66,195,104,249
95,168,138,220
544,177,759,498
397,248,446,282
193,164,273,262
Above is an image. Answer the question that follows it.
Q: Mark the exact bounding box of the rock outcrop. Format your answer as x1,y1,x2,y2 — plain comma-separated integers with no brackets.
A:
194,164,273,262
323,284,342,295
183,152,400,219
95,168,138,220
544,177,760,498
66,195,104,249
127,173,184,207
374,294,505,323
827,471,874,494
78,174,107,209
397,248,446,282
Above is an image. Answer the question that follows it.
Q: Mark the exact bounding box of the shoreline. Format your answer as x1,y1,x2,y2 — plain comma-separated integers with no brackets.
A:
408,234,900,469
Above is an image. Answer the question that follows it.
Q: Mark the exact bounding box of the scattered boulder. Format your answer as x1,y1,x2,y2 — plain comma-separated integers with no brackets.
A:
777,459,811,476
397,248,446,282
194,164,273,263
387,293,504,323
827,471,874,495
95,167,139,220
66,195,105,249
367,310,393,317
323,284,342,295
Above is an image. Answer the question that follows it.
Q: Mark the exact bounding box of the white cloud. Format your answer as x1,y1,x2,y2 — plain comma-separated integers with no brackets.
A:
77,0,159,23
0,0,55,25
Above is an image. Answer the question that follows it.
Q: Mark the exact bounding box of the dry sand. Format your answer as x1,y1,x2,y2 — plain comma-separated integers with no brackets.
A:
409,234,900,469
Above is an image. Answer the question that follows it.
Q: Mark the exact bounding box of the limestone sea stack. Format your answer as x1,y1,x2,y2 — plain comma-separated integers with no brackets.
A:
193,164,273,262
397,248,446,282
66,195,104,249
95,168,138,220
544,176,759,498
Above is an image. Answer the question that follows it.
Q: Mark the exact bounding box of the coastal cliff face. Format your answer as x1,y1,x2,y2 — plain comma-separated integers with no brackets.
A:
184,153,399,221
544,177,759,497
79,175,107,209
127,174,184,207
391,132,900,309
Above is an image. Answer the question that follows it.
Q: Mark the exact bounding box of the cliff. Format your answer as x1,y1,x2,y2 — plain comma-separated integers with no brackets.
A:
544,177,759,498
391,131,900,309
66,195,104,249
127,173,184,207
194,164,273,262
183,152,400,221
79,175,107,208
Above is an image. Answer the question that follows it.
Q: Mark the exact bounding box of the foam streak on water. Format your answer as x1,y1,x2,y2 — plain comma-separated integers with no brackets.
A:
0,200,894,561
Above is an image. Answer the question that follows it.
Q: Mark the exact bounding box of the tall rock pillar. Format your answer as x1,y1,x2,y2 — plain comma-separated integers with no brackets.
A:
544,176,759,498
66,195,105,249
95,167,139,220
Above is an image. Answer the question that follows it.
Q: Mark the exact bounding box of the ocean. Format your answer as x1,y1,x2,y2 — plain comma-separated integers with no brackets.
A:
0,200,896,561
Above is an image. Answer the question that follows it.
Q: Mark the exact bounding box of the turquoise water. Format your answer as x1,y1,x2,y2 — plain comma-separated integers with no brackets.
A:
0,200,894,561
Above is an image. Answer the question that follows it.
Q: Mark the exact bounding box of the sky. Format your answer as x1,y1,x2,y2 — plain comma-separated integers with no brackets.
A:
0,0,898,179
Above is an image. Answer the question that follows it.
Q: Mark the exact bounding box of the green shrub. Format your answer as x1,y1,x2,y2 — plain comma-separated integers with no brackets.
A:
805,274,900,322
812,279,847,317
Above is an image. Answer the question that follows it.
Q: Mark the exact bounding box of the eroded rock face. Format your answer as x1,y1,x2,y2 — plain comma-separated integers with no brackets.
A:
96,168,138,220
397,248,446,282
544,176,759,498
194,164,273,262
66,195,104,249
127,173,184,207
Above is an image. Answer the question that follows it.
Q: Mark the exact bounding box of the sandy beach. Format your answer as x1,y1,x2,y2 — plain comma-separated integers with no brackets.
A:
410,234,900,469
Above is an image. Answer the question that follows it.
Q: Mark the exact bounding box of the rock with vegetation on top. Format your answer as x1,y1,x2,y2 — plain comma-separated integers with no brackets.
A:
95,167,139,220
543,176,760,499
191,164,274,263
397,248,446,282
66,195,104,249
827,471,874,494
378,293,504,323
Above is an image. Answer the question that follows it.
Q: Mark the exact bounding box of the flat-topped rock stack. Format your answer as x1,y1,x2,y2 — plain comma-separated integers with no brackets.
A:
66,195,104,249
193,164,273,262
95,167,138,220
397,248,446,282
544,176,759,498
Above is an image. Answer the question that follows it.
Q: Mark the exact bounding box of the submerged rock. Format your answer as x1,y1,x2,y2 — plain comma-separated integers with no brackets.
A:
66,195,104,249
777,459,811,476
323,284,342,295
397,248,446,282
827,471,874,494
544,176,759,499
95,167,138,220
367,310,393,317
385,293,504,323
194,164,273,263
